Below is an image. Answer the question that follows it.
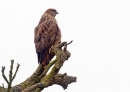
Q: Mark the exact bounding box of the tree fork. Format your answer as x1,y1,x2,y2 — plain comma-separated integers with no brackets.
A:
0,41,77,92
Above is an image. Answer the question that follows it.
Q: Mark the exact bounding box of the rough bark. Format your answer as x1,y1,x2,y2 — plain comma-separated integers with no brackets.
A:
0,41,77,92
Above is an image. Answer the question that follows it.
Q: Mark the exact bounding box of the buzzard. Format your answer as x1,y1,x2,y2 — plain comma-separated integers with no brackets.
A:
34,8,61,68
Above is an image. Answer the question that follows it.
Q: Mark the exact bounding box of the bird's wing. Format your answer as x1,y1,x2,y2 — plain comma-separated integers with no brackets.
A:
34,19,57,63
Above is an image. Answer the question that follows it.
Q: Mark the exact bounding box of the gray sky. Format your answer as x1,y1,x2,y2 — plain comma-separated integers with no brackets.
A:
0,0,130,92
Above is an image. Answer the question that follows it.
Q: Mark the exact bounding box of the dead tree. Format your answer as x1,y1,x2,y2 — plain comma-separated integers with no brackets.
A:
0,41,77,92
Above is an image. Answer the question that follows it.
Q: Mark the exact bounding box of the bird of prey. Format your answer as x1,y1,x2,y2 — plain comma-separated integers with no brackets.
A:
34,8,61,68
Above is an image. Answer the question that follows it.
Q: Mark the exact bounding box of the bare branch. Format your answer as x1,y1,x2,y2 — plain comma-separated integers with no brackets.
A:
21,73,76,92
64,40,73,51
8,59,14,92
1,66,9,84
39,59,57,79
1,60,20,92
0,41,77,92
9,59,14,82
21,83,44,92
54,73,77,89
12,63,20,81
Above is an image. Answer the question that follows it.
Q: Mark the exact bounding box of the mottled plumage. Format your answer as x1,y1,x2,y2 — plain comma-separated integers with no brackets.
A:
34,8,61,68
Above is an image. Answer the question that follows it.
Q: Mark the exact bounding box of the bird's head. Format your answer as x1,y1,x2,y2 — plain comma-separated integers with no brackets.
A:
45,8,58,17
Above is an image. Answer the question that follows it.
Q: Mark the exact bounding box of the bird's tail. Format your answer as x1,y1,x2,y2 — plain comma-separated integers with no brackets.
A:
37,50,50,68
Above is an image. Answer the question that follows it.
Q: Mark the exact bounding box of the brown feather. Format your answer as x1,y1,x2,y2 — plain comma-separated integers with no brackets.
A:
34,8,61,68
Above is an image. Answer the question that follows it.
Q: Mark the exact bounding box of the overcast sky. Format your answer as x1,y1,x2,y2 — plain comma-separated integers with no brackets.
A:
0,0,130,92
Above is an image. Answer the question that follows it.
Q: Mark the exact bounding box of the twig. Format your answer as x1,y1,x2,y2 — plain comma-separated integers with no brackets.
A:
1,59,20,92
12,63,20,80
64,40,73,51
8,60,14,92
1,66,9,84
67,40,73,45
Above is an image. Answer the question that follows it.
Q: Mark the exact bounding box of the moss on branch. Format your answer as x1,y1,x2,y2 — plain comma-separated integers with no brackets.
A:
0,41,77,92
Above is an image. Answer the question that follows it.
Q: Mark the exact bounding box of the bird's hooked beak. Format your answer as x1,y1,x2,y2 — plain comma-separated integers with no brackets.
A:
56,11,59,14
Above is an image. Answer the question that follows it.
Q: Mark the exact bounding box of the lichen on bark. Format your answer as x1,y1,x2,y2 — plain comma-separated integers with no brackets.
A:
0,41,77,92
